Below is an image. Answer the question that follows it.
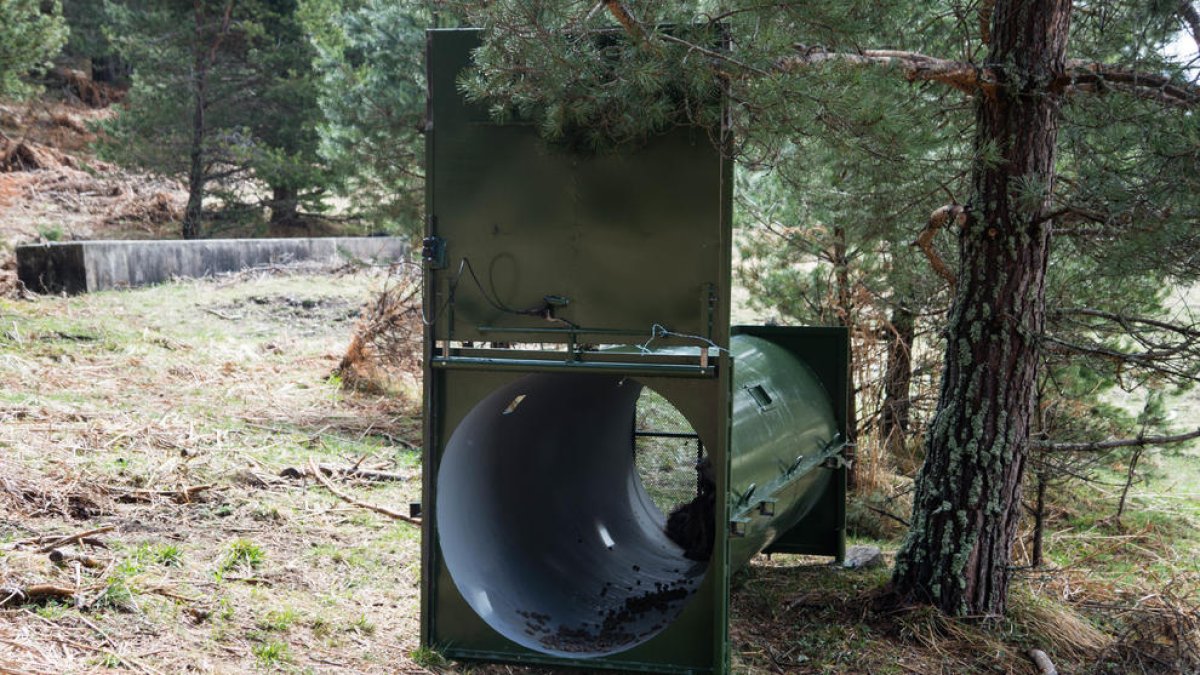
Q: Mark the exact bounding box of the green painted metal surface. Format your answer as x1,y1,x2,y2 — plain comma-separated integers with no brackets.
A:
726,334,844,569
423,28,729,347
421,28,847,675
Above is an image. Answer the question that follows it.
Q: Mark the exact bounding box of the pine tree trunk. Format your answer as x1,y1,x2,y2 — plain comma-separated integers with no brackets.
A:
892,0,1071,616
1031,469,1047,568
269,185,301,229
880,301,915,460
182,10,209,241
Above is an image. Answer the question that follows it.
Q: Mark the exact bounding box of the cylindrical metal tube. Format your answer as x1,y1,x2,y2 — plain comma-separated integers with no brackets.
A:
727,335,840,568
435,334,839,659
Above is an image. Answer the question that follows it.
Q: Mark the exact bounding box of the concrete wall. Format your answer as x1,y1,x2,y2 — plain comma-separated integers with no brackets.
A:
16,237,408,294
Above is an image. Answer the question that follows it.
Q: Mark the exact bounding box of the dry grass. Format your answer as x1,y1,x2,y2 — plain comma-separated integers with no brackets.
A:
1,266,425,673
3,262,1200,673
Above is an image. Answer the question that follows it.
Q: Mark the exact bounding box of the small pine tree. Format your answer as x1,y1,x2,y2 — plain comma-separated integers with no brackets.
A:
0,0,67,99
300,0,447,233
98,0,335,238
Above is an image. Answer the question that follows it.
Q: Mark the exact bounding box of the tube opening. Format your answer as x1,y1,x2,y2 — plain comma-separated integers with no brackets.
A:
436,373,710,658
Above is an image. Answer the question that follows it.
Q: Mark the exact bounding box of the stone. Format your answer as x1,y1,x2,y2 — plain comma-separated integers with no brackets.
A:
841,544,884,569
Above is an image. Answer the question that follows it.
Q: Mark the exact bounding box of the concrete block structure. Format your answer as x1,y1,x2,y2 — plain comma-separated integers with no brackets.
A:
16,237,407,294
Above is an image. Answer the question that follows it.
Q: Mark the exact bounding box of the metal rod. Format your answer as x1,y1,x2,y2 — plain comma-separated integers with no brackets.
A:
632,430,701,439
477,325,650,336
430,356,716,377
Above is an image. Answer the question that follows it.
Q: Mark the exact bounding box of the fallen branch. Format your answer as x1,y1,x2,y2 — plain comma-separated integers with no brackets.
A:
306,458,420,525
146,586,200,603
0,584,76,607
200,307,242,321
35,525,115,554
280,464,409,482
1035,427,1200,453
52,635,163,675
9,534,107,551
114,485,214,504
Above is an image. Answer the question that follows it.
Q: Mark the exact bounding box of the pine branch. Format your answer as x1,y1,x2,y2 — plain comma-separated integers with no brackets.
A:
207,0,236,67
1180,1,1200,48
1035,427,1200,452
1061,60,1200,107
912,204,963,289
1052,308,1200,339
1041,335,1200,381
773,45,1200,108
603,1,647,43
778,46,988,95
979,0,996,45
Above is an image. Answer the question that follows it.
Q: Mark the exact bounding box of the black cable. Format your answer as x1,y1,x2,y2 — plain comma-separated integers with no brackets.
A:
425,257,578,329
420,259,465,327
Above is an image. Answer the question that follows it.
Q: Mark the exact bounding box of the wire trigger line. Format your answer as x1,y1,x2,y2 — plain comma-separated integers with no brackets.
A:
637,323,729,356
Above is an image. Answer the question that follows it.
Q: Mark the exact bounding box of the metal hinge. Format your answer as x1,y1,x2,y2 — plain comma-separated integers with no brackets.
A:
422,233,446,269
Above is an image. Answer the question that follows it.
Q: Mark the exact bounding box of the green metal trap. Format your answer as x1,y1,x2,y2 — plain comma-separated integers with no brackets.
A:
420,28,848,674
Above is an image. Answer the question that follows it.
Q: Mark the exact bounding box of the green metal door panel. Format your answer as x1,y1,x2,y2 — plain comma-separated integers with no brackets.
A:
426,29,731,345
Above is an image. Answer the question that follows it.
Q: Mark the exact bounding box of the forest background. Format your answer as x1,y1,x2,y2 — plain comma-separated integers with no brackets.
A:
1,1,1199,673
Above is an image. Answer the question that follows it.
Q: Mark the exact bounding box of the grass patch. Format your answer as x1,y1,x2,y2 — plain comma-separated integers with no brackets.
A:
251,640,291,668
257,607,301,632
217,538,265,576
409,646,447,668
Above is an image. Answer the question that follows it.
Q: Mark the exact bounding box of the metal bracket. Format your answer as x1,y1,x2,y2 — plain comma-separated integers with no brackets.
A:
729,518,749,538
422,235,447,269
821,446,854,470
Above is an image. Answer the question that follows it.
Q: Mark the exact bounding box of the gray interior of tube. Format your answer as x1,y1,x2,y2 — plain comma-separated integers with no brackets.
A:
436,373,709,658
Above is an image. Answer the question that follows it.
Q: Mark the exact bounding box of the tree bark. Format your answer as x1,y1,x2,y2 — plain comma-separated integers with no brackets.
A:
1031,468,1047,568
268,184,301,229
183,3,210,240
892,0,1071,616
182,0,235,240
880,300,916,461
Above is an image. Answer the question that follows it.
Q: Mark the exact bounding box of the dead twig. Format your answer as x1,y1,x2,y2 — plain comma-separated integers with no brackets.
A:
912,204,963,290
200,307,242,321
1034,427,1200,453
48,549,102,569
280,464,409,483
864,503,911,527
306,458,420,525
35,525,115,554
113,484,215,504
